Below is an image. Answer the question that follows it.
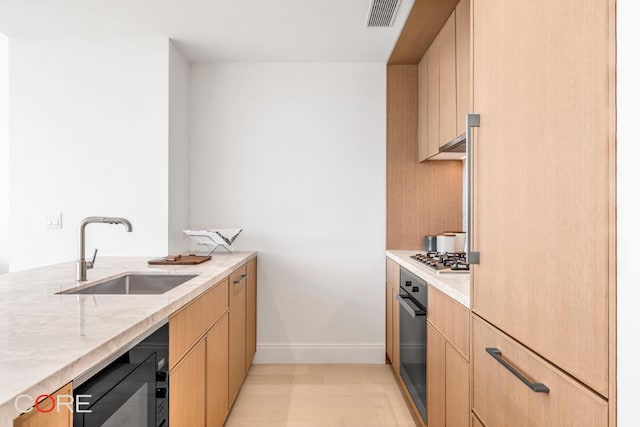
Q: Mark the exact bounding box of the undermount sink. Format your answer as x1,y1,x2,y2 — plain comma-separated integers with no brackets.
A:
59,273,199,295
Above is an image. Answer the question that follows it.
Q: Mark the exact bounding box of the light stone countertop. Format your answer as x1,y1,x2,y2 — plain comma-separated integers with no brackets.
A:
0,252,256,427
386,250,470,308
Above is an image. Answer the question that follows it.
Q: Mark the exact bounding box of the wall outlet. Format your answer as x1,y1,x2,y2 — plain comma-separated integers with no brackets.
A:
45,212,62,229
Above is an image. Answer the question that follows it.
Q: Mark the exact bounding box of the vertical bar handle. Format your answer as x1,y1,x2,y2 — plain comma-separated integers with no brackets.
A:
466,113,481,264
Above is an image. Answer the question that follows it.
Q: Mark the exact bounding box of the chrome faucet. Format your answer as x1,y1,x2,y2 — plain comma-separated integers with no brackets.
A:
77,216,133,281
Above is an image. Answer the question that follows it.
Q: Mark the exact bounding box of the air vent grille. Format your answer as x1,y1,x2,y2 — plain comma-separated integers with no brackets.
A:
366,0,401,27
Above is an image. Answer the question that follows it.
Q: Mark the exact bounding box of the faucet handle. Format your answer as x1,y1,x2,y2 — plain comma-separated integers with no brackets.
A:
87,248,97,269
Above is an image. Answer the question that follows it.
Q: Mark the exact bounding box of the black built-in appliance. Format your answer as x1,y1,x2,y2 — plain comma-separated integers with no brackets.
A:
73,322,169,427
396,267,428,422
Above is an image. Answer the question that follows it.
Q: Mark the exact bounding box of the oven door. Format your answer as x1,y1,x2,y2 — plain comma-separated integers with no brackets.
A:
397,289,427,422
74,353,156,427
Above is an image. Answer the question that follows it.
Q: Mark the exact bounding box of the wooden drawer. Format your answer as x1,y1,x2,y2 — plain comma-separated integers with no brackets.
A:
169,277,229,369
386,257,399,289
473,315,607,427
428,285,469,358
14,383,72,427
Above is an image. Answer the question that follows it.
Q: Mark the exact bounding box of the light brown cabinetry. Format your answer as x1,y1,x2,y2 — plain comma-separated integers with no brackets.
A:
455,0,470,136
14,383,72,427
385,257,400,375
427,285,469,359
446,343,470,427
170,277,229,427
245,257,257,371
471,414,484,427
427,285,470,427
471,0,612,397
207,313,230,427
419,4,469,161
427,323,446,427
426,39,440,159
170,339,206,427
417,54,429,162
472,316,607,427
169,278,229,370
229,264,248,405
438,11,457,146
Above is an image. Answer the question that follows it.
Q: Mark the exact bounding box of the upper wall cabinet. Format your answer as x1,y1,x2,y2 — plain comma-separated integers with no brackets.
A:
418,0,470,162
439,11,457,147
455,0,470,136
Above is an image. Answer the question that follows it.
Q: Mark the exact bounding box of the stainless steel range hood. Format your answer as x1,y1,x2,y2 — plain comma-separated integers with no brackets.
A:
428,134,466,160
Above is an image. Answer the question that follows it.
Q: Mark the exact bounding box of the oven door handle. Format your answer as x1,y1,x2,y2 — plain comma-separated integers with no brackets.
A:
396,294,426,318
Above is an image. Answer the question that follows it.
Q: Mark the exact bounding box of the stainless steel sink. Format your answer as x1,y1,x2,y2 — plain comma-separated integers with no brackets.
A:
59,273,198,295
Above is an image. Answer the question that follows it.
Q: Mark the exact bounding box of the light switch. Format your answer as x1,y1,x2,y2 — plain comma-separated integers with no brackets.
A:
45,212,62,229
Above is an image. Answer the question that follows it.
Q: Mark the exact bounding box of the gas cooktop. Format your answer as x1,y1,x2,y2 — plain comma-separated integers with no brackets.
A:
410,252,470,274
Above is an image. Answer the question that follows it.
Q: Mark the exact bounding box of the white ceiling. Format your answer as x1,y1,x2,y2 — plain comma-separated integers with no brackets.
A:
0,0,414,62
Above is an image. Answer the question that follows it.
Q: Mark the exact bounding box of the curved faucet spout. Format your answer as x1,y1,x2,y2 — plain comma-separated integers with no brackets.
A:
77,216,133,281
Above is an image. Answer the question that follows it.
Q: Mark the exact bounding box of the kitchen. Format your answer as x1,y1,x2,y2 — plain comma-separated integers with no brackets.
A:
0,0,638,426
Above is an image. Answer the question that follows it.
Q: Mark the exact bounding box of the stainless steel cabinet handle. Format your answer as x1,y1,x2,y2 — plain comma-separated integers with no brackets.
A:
233,274,247,285
396,294,426,318
466,113,481,264
485,348,550,393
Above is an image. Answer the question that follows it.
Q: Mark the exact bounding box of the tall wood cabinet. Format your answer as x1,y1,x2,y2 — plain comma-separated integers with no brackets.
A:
469,0,615,424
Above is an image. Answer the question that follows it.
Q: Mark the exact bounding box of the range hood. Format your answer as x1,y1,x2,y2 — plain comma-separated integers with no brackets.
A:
428,134,466,160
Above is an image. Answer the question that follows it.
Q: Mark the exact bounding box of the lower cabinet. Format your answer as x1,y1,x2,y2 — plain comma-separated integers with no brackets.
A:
14,383,73,427
207,313,230,427
427,323,446,427
245,257,257,371
229,264,247,406
385,257,400,375
446,343,470,427
170,340,207,426
169,257,257,426
427,321,470,427
472,315,607,427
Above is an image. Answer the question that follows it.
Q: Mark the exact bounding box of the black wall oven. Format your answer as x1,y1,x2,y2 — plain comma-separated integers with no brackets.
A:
396,267,427,422
73,322,169,427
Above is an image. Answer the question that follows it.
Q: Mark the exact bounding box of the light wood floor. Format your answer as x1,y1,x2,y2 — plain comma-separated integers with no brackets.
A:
225,364,417,427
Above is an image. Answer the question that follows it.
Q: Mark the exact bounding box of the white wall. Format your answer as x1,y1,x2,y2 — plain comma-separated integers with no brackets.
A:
0,35,8,274
168,42,190,254
617,1,640,424
190,63,386,363
9,38,170,271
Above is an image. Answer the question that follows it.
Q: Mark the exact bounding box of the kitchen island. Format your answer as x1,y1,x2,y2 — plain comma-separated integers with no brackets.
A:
0,252,256,426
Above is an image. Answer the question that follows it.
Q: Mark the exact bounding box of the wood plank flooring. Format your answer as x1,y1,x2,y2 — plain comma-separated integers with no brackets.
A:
225,364,417,427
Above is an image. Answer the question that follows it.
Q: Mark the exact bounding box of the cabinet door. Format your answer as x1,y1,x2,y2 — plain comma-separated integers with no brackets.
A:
386,258,401,374
386,276,392,360
426,37,440,158
455,0,470,136
446,343,470,427
170,340,206,427
472,414,484,427
207,314,229,427
418,52,429,162
472,0,611,395
245,257,257,371
14,383,72,427
229,265,247,405
427,322,446,427
169,278,229,369
439,10,457,145
473,316,607,427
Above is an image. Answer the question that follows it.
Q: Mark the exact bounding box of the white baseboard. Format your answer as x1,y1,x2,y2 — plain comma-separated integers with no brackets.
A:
253,343,386,364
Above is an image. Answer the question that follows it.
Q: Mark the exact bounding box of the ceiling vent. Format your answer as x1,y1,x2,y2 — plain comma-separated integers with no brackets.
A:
366,0,401,27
